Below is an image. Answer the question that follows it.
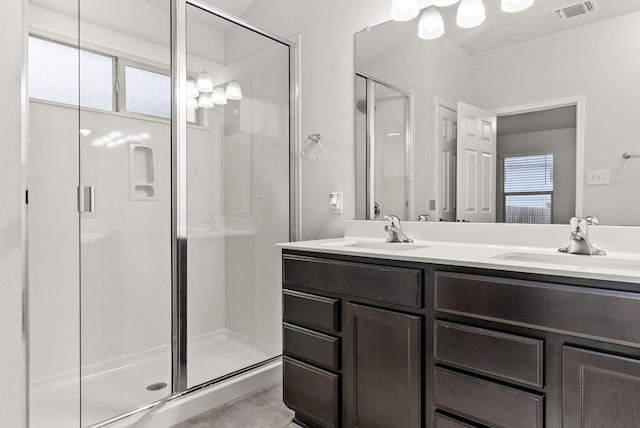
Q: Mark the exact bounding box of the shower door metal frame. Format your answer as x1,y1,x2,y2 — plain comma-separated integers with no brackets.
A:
171,0,300,395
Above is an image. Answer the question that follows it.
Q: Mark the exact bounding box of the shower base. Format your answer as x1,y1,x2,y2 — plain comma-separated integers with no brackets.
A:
30,329,280,428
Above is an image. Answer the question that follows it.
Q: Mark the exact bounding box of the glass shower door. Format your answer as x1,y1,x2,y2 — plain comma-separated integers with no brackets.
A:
184,3,290,389
78,1,172,425
372,82,409,220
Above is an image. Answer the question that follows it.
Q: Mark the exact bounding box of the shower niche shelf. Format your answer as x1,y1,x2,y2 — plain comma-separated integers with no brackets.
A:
128,143,157,201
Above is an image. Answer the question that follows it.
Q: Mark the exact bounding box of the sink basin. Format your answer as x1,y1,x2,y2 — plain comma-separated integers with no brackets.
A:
322,241,428,252
493,252,640,271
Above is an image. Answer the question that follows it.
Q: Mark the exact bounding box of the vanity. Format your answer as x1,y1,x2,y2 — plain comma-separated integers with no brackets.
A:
278,221,640,428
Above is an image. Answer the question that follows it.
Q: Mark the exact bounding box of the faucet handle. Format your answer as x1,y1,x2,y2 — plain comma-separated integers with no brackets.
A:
585,216,599,226
384,215,401,228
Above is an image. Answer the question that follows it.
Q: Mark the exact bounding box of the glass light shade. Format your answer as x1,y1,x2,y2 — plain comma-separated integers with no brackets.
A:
212,86,227,105
226,81,242,100
198,93,214,108
418,7,445,40
434,0,460,6
187,96,199,109
501,0,534,13
186,79,199,98
390,0,419,21
456,0,486,28
196,71,213,92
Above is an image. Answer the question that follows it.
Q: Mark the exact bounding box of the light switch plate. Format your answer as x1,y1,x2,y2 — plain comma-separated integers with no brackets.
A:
587,170,611,185
329,192,343,214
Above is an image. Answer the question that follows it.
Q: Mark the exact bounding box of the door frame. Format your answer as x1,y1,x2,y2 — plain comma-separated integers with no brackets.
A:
434,97,457,222
491,95,585,218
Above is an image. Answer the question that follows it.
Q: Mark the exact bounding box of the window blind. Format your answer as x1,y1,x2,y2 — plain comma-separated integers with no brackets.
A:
503,154,554,224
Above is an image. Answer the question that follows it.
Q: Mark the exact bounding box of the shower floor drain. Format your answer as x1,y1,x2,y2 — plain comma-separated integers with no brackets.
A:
146,382,168,392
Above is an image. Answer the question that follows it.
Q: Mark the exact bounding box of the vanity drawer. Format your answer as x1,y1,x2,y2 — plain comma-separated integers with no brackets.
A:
435,320,544,388
435,271,640,348
284,255,423,308
283,357,339,428
435,413,481,428
283,289,340,333
434,367,544,428
284,322,340,372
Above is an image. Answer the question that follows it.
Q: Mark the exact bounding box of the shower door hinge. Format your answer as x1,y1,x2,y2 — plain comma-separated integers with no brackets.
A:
78,186,95,213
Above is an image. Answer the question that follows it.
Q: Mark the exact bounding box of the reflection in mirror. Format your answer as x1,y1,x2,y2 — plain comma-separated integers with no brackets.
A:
355,0,640,225
355,74,411,220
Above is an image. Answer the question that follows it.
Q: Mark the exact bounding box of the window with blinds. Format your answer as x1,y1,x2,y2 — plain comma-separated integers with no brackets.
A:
503,154,554,224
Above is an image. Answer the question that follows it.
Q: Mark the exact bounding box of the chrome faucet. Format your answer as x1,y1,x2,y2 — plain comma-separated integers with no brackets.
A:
384,215,413,243
558,216,606,255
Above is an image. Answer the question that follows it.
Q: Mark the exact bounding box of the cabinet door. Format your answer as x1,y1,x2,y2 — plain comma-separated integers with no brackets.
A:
564,346,640,428
344,303,422,428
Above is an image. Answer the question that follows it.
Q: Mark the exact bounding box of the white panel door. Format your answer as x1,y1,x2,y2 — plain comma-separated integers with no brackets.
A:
456,102,497,222
435,104,457,222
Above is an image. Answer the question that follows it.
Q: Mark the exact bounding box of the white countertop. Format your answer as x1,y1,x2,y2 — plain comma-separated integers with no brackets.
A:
277,221,640,284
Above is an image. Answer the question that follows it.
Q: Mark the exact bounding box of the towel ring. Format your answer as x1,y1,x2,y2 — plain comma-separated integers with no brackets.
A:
303,133,322,162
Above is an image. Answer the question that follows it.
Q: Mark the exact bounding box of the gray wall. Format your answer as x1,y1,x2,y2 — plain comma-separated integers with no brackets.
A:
0,1,26,427
497,128,577,225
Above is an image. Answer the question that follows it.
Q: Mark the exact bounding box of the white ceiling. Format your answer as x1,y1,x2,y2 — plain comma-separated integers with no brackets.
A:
358,0,640,59
140,0,256,17
443,0,640,55
31,0,257,40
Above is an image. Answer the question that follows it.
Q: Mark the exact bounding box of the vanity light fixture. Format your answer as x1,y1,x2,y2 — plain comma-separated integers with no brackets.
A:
198,92,214,108
187,96,199,109
418,6,445,40
434,0,460,6
196,70,214,92
186,79,199,99
501,0,534,13
212,86,228,105
456,0,486,28
390,0,420,21
226,81,242,100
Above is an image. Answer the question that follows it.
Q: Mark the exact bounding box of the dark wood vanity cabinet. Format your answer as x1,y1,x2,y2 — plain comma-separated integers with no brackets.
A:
563,346,640,428
282,253,424,428
282,250,640,428
343,303,422,428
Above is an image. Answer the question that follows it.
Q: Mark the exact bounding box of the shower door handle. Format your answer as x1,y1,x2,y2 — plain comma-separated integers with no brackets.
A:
78,185,95,213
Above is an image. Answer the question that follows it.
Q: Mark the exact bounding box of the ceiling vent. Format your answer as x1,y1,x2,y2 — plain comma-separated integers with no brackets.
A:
554,1,597,20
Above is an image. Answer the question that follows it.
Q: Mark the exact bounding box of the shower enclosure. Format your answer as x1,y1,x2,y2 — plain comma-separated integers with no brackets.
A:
355,73,411,221
27,0,295,426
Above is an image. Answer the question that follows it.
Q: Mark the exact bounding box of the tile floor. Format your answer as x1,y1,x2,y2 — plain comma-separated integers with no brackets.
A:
172,382,302,428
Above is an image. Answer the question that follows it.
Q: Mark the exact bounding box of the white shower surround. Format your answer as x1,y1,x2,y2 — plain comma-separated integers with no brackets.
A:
27,1,290,426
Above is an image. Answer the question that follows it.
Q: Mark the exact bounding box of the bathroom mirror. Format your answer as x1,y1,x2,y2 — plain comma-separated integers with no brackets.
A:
355,0,640,226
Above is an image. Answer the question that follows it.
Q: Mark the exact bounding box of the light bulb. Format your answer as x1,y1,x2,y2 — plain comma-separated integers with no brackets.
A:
196,71,214,92
457,0,486,28
212,87,227,105
226,81,242,100
390,0,419,21
434,0,460,6
418,6,445,40
198,93,214,108
187,79,199,98
501,0,534,13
